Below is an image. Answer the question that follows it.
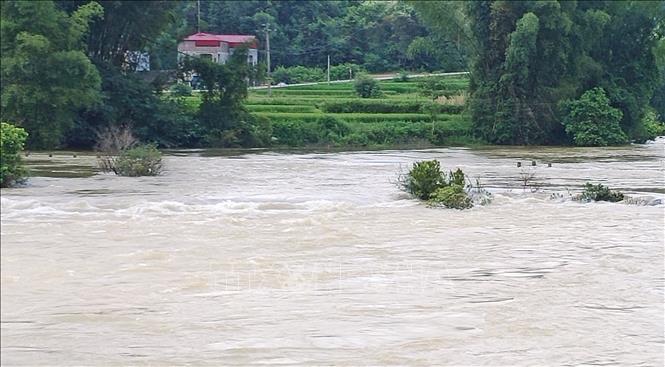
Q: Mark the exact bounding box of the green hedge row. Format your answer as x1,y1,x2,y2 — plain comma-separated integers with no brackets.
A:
180,96,464,116
246,104,319,113
252,112,449,123
251,89,357,96
280,83,422,93
251,89,399,96
272,78,468,91
271,119,472,147
321,100,464,114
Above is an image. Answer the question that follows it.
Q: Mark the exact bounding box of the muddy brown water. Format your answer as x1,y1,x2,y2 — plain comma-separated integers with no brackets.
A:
1,139,664,365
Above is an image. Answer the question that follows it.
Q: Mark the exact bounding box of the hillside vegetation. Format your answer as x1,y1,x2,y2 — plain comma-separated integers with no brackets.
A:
180,75,474,147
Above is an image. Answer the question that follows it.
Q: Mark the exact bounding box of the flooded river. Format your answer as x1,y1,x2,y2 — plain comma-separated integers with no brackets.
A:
1,140,664,365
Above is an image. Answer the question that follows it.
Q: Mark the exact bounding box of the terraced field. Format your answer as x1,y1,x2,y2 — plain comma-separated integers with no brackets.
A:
185,75,473,147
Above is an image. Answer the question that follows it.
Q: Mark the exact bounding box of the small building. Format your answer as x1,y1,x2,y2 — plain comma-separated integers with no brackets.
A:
178,32,258,66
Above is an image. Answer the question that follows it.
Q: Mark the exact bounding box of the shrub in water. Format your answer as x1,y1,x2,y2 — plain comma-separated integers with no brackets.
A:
403,160,445,200
113,144,163,177
579,183,624,202
354,75,382,98
99,140,163,177
1,122,28,187
401,160,479,209
429,184,472,209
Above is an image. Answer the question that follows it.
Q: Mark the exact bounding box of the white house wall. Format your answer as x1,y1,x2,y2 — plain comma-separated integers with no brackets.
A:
178,40,258,65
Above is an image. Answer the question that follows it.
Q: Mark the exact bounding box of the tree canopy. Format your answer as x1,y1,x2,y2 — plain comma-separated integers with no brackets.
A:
181,0,466,73
1,0,102,148
415,0,664,145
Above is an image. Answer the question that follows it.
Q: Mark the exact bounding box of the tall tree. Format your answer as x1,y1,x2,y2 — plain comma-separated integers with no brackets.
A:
1,0,102,148
55,0,195,149
182,49,254,147
58,0,180,68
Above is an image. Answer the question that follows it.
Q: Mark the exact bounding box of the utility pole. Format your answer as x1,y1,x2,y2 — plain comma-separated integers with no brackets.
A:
263,24,272,97
197,0,201,33
327,54,330,83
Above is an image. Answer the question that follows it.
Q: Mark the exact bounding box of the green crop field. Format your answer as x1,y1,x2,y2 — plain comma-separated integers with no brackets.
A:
187,75,474,147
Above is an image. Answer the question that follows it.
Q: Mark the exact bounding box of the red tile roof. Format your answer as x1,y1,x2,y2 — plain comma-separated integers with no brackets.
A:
183,32,257,48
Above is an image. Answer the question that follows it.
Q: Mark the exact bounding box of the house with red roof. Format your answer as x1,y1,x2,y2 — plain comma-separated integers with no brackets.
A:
178,32,259,66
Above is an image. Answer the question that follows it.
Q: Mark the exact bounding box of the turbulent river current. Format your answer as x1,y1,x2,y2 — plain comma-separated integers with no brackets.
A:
1,139,664,365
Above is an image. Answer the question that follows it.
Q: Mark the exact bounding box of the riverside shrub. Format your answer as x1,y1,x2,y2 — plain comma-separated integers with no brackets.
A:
0,122,28,187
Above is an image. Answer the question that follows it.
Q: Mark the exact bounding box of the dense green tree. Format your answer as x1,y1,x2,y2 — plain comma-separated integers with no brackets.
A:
57,0,180,68
0,122,28,187
416,0,662,145
586,1,662,141
54,0,197,148
1,0,102,148
652,38,665,120
562,87,627,146
64,63,201,149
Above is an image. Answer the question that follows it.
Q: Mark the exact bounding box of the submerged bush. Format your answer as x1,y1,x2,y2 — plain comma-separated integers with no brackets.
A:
113,144,163,177
0,122,28,187
429,184,472,209
401,160,477,209
96,126,163,176
405,160,445,200
579,183,624,202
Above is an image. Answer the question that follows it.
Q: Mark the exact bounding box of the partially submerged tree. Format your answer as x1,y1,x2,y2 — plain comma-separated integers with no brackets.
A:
400,160,485,209
96,125,163,177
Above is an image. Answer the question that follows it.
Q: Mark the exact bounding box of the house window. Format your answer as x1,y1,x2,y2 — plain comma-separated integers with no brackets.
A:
200,54,213,60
